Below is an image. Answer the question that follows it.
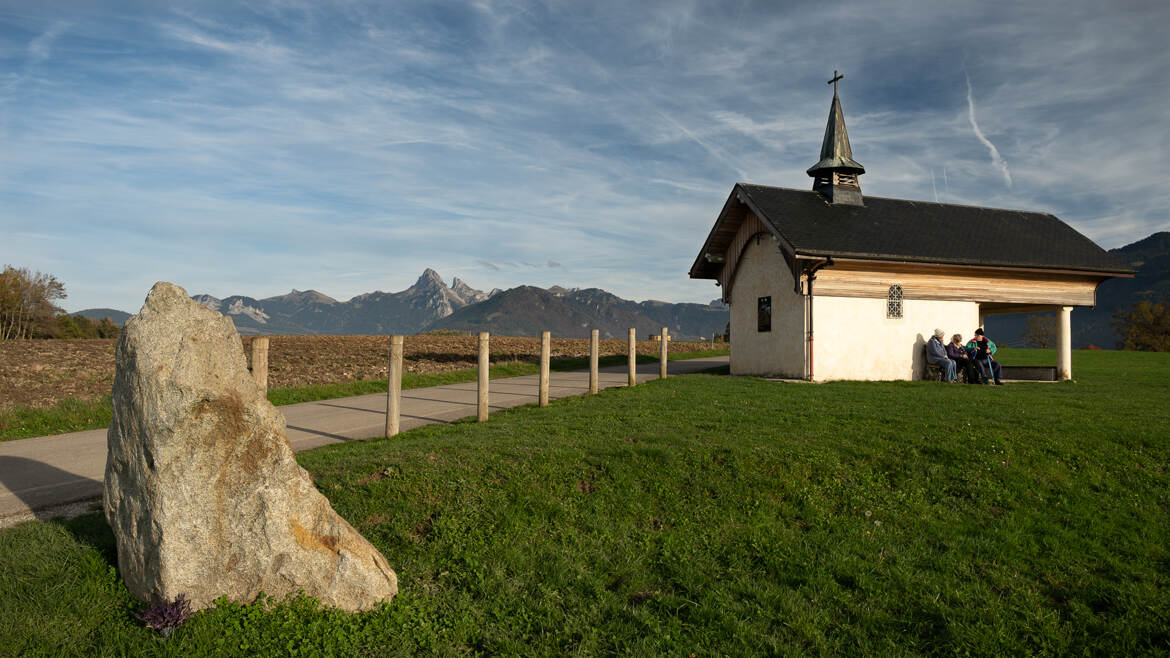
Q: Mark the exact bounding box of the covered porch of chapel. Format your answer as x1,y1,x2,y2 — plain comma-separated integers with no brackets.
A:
979,303,1076,380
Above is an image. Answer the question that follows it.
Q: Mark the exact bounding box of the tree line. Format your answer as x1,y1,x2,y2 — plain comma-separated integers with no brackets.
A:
0,266,120,340
1113,302,1169,352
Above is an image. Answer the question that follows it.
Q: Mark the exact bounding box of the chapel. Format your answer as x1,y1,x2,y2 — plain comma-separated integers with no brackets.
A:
689,72,1132,381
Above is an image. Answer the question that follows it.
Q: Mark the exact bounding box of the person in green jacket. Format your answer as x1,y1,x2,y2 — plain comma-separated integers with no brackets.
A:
965,334,996,355
967,328,1003,385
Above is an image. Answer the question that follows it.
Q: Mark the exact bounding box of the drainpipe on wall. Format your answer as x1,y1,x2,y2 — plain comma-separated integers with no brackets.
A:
804,258,833,381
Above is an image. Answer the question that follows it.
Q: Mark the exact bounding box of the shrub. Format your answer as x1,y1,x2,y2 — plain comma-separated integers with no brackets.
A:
136,594,195,636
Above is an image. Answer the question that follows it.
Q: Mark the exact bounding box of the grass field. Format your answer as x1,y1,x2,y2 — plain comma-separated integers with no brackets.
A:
0,348,726,441
0,348,1167,655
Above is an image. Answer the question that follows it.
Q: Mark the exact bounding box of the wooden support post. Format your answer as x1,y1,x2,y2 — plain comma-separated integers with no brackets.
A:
385,335,403,438
1057,306,1073,380
250,336,269,393
659,327,669,379
627,328,637,387
539,331,551,407
589,329,599,395
478,332,490,422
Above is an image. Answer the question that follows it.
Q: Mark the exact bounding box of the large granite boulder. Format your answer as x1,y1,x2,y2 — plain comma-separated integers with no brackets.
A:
104,282,397,611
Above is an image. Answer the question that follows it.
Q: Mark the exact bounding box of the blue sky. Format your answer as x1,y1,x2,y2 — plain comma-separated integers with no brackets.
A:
2,0,1168,313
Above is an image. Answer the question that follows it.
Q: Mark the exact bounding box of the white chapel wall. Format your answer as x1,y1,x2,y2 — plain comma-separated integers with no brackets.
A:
729,236,805,377
811,296,978,381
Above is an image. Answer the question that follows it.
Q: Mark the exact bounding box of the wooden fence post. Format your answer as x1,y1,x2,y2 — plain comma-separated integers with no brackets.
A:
589,329,599,394
539,331,551,407
659,327,669,379
385,335,403,438
478,332,490,422
251,336,269,393
627,328,636,387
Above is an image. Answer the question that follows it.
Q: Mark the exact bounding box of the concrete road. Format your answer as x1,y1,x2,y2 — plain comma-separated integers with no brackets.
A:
0,356,728,522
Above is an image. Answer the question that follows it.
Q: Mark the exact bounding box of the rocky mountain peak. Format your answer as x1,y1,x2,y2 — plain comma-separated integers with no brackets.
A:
265,289,338,306
415,268,445,289
191,294,222,311
452,277,489,304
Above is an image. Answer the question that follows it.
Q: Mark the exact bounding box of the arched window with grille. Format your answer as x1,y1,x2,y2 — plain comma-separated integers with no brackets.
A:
886,284,903,319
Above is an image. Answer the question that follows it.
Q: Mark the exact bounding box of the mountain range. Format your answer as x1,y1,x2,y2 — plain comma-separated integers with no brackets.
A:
429,285,730,340
78,269,729,340
185,269,501,336
76,231,1166,346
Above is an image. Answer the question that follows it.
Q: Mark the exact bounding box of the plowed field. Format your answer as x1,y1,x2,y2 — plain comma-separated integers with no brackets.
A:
0,335,723,410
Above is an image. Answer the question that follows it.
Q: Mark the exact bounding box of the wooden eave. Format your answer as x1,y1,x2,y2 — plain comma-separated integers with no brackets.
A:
793,254,1134,281
689,184,796,280
689,187,745,280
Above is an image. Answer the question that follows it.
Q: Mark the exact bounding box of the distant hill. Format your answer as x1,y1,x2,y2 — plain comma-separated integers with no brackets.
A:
429,286,603,337
81,271,729,340
985,231,1169,348
73,308,132,327
190,293,313,335
430,286,727,340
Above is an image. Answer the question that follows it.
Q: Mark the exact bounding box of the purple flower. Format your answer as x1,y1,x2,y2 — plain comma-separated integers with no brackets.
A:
136,593,194,636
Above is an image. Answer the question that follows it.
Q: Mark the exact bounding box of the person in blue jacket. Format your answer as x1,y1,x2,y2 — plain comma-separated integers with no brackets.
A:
925,328,957,382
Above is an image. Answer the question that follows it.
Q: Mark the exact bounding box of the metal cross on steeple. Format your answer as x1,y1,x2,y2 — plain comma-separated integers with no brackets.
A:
828,70,844,95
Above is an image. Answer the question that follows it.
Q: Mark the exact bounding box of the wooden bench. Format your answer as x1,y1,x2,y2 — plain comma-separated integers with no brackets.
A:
1000,365,1058,381
924,362,945,382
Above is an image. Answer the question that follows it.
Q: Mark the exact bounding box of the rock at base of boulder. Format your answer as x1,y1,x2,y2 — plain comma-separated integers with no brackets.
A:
104,281,397,612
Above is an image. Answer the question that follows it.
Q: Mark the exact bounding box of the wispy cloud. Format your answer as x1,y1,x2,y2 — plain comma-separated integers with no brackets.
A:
2,21,71,91
965,72,1012,188
27,22,70,62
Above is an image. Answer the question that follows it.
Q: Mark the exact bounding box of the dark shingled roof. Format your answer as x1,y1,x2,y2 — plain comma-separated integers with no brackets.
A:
690,184,1133,279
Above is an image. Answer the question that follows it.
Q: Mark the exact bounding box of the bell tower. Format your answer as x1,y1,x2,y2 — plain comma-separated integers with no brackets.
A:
807,71,865,206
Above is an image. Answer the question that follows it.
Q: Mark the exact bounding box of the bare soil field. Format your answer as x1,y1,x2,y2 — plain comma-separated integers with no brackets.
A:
0,335,724,410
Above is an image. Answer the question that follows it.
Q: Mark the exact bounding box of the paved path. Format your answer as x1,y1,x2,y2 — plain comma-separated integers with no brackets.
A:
0,356,728,521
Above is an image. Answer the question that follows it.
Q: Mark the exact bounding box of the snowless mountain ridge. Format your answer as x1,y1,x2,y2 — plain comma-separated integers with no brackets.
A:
183,269,728,339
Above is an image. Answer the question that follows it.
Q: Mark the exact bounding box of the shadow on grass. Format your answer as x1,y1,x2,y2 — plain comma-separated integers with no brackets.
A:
53,511,118,567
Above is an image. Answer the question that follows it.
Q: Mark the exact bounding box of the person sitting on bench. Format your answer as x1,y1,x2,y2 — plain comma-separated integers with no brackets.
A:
947,333,979,383
967,328,1003,385
925,328,957,382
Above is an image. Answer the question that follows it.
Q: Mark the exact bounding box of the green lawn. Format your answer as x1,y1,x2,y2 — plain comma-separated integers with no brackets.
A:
0,348,1167,655
0,349,727,441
